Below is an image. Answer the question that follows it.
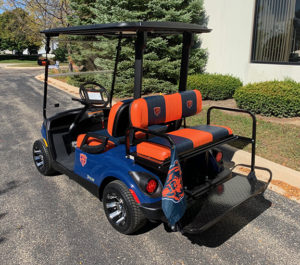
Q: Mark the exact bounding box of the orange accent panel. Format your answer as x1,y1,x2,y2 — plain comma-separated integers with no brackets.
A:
77,134,115,151
193,90,202,114
212,124,233,135
137,142,171,162
164,93,182,122
107,101,123,136
129,189,140,204
169,128,213,148
130,98,148,128
77,134,85,148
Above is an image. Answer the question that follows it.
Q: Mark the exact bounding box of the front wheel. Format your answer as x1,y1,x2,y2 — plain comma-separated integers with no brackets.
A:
103,180,146,234
33,139,57,176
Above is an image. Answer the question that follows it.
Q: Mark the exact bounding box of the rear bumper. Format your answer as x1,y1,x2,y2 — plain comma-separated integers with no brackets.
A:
140,173,270,233
140,201,165,221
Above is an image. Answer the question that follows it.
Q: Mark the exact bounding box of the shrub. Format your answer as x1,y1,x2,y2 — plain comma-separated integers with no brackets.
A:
53,46,68,62
187,73,243,100
234,81,300,117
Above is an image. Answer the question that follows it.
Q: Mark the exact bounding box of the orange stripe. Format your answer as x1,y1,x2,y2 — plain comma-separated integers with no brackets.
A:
164,93,182,123
129,189,140,204
107,102,123,136
211,124,233,135
193,90,202,114
169,128,213,148
137,142,171,162
130,98,148,128
76,134,85,148
137,129,214,162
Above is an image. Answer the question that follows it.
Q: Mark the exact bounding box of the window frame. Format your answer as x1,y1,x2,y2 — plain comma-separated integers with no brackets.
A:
251,0,300,65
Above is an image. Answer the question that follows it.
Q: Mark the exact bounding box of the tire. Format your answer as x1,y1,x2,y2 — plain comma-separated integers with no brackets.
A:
32,139,57,176
103,180,146,234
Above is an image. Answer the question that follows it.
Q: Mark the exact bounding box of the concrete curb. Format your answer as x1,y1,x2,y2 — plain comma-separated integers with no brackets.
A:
35,74,79,97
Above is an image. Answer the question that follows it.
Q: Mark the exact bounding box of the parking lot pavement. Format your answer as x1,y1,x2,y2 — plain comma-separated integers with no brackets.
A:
1,67,300,265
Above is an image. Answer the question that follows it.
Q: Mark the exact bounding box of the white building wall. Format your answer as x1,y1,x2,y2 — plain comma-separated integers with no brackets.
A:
201,0,300,83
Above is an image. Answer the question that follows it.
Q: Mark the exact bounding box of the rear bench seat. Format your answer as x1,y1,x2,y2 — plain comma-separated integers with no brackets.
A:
130,90,233,162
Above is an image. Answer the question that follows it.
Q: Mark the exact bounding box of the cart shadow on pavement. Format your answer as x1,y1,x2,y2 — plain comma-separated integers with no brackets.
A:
132,221,162,235
183,194,272,247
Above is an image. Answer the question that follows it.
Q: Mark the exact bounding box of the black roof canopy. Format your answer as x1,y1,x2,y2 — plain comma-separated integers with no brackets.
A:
41,21,211,37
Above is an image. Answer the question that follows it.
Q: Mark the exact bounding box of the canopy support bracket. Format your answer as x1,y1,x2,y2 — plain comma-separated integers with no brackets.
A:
179,32,192,92
134,31,147,99
43,36,51,119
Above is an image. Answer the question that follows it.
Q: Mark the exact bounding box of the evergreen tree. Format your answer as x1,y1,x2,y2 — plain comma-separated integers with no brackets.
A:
68,0,207,97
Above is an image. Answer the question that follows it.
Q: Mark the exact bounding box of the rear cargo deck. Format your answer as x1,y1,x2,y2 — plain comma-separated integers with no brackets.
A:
181,173,268,234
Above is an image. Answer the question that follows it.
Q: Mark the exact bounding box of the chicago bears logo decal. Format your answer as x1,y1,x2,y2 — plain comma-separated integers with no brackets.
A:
80,153,87,167
153,107,161,117
186,100,193,109
162,160,184,202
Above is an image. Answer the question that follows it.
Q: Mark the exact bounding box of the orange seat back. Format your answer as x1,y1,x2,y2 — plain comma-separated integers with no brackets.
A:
130,90,202,129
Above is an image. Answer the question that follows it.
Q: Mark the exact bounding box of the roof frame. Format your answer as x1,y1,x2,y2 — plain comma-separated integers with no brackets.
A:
41,21,211,37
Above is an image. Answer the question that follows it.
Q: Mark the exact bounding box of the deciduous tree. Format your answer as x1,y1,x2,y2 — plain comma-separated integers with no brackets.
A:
0,8,42,54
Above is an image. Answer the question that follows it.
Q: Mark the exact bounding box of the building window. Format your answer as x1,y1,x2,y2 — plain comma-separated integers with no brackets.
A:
252,0,300,63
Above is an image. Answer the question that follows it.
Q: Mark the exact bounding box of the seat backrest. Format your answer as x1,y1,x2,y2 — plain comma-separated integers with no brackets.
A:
107,99,133,137
130,90,202,129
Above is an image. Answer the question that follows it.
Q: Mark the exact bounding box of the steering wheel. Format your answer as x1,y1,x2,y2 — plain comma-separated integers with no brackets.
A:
69,82,109,135
72,82,109,108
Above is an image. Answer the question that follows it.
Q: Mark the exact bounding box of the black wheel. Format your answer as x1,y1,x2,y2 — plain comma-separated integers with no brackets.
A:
32,139,57,176
103,180,146,234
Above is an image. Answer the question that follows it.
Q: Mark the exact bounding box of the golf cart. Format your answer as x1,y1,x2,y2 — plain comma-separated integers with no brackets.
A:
33,22,270,235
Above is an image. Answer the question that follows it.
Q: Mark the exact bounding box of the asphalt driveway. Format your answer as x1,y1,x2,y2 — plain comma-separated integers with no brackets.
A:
0,66,300,265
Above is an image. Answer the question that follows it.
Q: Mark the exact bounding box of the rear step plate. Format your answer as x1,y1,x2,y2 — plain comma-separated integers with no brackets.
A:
181,173,268,234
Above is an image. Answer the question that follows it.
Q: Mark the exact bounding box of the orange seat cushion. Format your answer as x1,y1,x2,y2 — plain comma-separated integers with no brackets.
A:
136,125,233,162
136,128,213,162
168,128,213,147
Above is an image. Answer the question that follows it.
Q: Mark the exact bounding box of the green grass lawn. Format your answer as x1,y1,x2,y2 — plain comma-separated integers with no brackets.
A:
187,108,300,171
0,59,69,67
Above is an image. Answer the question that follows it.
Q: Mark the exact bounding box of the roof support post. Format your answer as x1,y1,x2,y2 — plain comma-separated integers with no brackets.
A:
179,32,193,92
110,34,122,106
43,35,51,119
134,31,147,99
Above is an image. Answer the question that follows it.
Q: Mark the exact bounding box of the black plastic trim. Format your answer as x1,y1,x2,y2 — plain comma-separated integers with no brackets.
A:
52,161,99,197
129,171,162,198
140,201,165,221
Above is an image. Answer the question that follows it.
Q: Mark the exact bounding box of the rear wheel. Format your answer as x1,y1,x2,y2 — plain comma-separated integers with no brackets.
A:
103,180,146,234
33,139,57,176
